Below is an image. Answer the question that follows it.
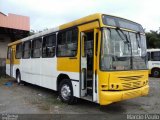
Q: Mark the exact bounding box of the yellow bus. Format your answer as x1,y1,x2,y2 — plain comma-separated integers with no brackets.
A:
6,13,149,105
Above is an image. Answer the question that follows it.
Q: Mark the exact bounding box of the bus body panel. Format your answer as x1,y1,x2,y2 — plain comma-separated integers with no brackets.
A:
99,85,149,105
6,45,20,76
6,56,80,97
98,70,149,105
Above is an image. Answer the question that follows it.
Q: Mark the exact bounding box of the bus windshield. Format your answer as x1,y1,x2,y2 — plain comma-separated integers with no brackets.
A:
100,28,147,71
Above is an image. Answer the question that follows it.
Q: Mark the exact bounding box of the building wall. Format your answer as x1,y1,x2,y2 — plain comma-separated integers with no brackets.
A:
0,13,30,31
0,34,11,58
0,34,10,76
0,12,30,76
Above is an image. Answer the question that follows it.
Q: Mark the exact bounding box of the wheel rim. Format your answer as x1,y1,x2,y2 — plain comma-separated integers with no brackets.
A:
61,84,71,100
154,71,159,77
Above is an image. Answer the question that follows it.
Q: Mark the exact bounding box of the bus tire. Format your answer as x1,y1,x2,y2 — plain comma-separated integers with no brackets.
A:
58,80,77,104
16,71,21,84
152,69,160,78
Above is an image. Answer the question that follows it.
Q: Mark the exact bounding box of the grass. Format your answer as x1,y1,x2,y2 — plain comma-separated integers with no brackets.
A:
46,96,63,105
39,96,66,111
25,93,65,111
37,96,65,110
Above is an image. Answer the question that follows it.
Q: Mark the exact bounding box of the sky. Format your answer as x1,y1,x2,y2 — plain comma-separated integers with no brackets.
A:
0,0,160,32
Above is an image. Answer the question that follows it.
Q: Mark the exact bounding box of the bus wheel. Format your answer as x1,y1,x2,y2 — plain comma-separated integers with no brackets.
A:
58,80,77,104
152,69,160,78
16,72,21,84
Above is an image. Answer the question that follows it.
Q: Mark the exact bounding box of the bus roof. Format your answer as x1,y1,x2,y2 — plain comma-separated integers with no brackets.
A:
8,13,142,46
8,13,103,46
147,49,160,52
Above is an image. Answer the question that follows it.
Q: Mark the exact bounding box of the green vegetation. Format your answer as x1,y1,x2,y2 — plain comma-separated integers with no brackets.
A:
146,28,160,48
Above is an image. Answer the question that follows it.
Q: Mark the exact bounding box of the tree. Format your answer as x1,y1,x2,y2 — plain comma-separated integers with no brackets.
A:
29,29,36,35
146,29,160,48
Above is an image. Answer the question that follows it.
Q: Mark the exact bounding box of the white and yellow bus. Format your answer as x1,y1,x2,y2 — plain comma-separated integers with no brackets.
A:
147,49,160,77
6,13,149,105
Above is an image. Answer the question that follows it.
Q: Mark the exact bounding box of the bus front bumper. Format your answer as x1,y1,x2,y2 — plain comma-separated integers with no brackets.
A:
99,85,149,105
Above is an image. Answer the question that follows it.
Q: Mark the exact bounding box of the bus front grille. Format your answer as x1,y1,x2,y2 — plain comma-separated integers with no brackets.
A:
122,81,142,90
118,75,144,81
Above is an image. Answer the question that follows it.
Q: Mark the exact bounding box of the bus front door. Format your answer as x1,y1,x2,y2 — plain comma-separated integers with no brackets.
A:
80,29,98,102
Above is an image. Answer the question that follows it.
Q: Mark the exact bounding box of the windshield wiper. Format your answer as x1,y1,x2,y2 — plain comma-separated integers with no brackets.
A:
116,27,130,44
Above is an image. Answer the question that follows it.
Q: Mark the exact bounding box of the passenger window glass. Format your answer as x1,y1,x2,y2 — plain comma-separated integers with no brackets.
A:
151,52,160,61
23,41,31,58
16,43,22,59
42,34,56,58
32,38,42,58
57,28,78,57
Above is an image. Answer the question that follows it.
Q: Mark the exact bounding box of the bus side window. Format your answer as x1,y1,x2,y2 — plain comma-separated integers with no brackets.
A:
16,43,22,59
57,28,78,57
151,51,160,61
32,38,42,58
42,34,56,58
23,41,31,59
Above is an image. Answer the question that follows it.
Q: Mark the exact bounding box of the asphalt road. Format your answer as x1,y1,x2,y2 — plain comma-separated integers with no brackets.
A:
0,76,160,119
